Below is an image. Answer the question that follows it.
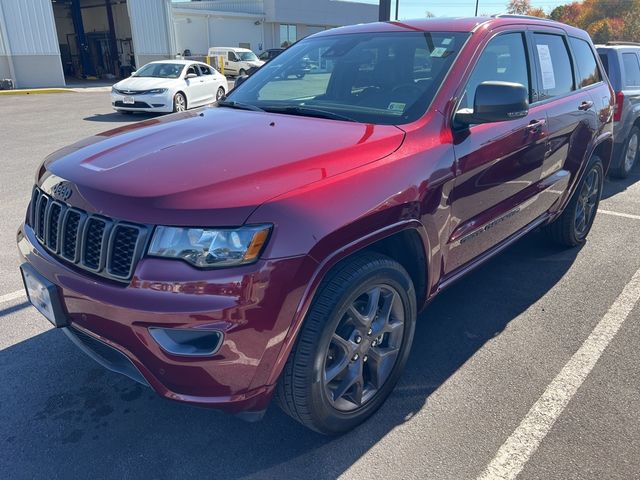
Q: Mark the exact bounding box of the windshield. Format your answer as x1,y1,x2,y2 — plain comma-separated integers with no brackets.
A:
226,31,468,125
134,63,184,78
239,52,259,62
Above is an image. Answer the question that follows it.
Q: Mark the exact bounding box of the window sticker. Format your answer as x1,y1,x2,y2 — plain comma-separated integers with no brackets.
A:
536,44,556,90
387,102,406,114
431,47,447,58
441,38,452,46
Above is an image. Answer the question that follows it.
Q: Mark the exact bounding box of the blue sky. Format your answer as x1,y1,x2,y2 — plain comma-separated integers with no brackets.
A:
354,1,566,18
172,1,567,19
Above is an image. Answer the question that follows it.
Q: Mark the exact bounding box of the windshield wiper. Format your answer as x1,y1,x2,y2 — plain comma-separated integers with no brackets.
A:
217,100,265,112
262,105,357,122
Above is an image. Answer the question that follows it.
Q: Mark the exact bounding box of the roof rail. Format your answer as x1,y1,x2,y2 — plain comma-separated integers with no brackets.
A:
491,13,553,21
606,41,640,46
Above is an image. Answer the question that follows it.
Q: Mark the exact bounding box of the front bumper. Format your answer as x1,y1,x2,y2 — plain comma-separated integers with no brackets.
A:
17,223,315,415
110,92,173,113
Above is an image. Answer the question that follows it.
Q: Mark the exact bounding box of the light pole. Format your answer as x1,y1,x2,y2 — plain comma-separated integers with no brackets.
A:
396,0,400,20
475,0,480,15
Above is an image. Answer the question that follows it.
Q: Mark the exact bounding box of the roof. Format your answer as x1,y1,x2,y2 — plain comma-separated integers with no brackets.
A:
312,16,588,38
596,42,640,49
148,59,206,65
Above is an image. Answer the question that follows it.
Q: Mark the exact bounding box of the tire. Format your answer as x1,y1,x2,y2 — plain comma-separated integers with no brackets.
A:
611,126,639,179
543,155,604,247
173,92,187,113
216,86,225,101
276,252,417,435
295,72,305,79
238,69,246,77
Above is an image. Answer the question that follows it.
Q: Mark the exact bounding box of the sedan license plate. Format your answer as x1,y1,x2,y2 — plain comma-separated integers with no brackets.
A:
123,96,135,104
20,264,68,327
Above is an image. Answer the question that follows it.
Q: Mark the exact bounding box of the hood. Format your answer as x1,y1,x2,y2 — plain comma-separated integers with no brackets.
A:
42,108,405,226
114,76,178,91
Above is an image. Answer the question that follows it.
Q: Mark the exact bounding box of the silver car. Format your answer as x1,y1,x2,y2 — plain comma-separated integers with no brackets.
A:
597,42,640,178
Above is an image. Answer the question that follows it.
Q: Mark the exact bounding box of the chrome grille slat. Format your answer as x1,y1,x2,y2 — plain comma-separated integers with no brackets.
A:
27,187,147,282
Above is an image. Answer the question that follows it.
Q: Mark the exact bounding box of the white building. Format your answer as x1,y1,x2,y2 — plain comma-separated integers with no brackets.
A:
172,0,378,56
0,0,376,89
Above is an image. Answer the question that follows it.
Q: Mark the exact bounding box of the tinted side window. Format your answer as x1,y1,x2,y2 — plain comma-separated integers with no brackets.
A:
622,53,640,87
199,65,212,75
461,32,530,109
533,33,574,99
570,37,601,88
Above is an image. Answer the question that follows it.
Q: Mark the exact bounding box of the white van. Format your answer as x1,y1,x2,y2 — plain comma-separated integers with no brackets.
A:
207,47,264,76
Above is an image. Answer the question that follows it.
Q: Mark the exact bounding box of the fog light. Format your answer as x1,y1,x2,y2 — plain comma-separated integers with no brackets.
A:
149,328,223,357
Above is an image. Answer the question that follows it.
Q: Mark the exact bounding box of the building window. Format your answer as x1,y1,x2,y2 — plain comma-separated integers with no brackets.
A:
280,24,297,48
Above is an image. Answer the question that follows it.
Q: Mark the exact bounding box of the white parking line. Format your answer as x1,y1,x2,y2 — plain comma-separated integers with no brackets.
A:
0,290,25,305
598,209,640,221
478,265,640,480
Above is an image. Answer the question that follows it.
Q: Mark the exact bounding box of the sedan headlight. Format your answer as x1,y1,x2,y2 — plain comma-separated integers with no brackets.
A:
148,225,271,268
147,88,168,94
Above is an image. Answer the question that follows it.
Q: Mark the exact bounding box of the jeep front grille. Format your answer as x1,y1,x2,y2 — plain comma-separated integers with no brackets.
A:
28,187,149,282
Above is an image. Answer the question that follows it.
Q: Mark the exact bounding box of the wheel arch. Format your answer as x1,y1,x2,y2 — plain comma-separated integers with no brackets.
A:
592,134,614,174
263,220,430,387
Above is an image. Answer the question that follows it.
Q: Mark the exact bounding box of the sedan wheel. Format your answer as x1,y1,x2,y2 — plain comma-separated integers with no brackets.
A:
216,87,225,101
173,92,187,112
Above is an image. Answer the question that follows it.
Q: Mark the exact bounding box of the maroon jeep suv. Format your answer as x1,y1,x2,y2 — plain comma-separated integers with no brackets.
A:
18,16,613,434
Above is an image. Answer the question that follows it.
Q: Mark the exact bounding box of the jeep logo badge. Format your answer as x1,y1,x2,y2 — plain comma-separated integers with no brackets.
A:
51,182,73,202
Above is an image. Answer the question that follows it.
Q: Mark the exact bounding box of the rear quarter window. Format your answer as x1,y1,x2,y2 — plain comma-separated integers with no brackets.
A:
569,37,602,88
622,52,640,87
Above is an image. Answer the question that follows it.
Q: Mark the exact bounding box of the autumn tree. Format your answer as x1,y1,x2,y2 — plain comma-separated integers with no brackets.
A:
507,0,531,15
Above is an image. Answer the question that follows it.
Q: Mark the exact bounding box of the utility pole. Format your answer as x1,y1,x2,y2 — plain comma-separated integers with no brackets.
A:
475,0,480,15
379,0,391,21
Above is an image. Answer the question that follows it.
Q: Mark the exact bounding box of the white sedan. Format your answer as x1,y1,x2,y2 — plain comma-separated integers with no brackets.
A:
111,60,227,114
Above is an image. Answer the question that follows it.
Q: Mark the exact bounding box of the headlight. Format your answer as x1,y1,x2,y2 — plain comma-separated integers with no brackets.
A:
147,88,168,94
148,225,271,268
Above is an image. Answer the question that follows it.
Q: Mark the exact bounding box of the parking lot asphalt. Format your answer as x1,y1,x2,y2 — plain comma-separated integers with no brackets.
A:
0,92,639,480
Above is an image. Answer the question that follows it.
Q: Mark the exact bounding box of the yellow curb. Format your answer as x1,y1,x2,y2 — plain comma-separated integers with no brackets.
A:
0,88,74,95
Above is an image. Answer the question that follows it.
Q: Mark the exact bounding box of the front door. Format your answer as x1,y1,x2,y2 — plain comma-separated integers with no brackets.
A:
447,31,549,275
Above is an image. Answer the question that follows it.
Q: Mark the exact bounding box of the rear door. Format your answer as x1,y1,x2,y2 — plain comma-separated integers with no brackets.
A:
529,30,600,212
447,30,549,274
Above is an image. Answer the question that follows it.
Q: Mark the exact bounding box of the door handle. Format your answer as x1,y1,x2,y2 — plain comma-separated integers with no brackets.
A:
526,119,546,134
578,100,594,111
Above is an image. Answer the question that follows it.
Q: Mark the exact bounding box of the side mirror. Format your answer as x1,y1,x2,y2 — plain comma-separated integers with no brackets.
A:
130,71,136,76
185,73,197,79
455,81,529,126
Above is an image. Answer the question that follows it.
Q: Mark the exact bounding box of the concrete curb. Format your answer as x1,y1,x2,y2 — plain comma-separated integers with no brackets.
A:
0,88,73,95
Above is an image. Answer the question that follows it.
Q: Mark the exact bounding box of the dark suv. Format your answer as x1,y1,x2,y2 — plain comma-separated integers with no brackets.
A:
18,16,613,434
597,42,640,177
